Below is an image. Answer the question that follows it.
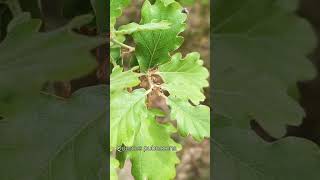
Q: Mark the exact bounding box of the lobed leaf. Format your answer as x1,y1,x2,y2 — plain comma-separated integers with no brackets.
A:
128,114,181,180
213,0,316,137
0,13,104,116
110,0,130,29
160,0,175,6
168,96,210,141
133,0,187,71
110,89,148,149
110,66,140,93
158,52,209,105
213,127,320,179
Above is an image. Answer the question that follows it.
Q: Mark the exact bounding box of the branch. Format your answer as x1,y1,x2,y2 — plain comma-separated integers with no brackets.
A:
145,71,166,100
111,37,135,53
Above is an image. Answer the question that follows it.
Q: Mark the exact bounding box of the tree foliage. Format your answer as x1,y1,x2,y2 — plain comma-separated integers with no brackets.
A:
110,0,210,179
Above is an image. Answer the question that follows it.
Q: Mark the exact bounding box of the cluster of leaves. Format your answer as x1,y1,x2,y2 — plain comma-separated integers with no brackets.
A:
213,0,320,179
110,0,210,179
0,0,107,179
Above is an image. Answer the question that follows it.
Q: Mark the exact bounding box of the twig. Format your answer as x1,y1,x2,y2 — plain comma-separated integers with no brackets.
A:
111,37,135,53
145,71,167,100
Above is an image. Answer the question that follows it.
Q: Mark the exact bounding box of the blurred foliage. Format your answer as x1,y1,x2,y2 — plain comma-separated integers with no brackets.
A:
0,0,107,179
213,0,320,179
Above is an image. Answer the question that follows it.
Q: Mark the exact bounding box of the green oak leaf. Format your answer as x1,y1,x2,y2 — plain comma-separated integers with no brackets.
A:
168,96,210,141
0,85,107,180
111,157,119,180
110,66,140,93
110,89,148,149
128,114,181,180
157,52,209,105
213,0,316,137
133,0,187,71
160,0,175,6
215,74,305,137
0,13,104,116
213,127,320,179
117,21,171,35
110,0,130,29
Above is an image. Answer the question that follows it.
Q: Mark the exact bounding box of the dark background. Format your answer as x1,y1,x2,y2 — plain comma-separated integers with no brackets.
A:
287,0,320,145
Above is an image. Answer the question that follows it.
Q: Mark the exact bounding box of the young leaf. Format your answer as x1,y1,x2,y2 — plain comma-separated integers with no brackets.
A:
110,89,148,149
168,96,210,141
133,0,187,71
160,0,175,6
110,66,140,93
110,0,130,29
117,21,171,35
158,52,209,105
128,114,181,180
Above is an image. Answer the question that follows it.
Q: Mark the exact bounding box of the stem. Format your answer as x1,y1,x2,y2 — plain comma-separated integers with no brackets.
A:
147,74,154,90
145,72,165,97
147,73,161,89
131,66,140,71
110,56,117,67
145,88,153,95
127,55,132,69
111,37,135,53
